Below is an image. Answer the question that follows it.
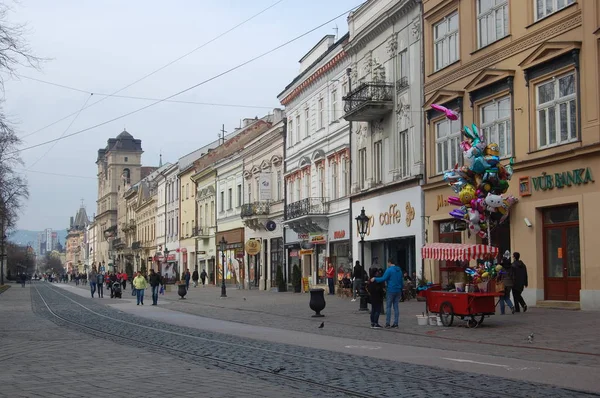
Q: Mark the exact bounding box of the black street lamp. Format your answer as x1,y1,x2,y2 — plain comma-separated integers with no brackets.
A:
355,207,370,312
163,246,169,277
219,236,227,298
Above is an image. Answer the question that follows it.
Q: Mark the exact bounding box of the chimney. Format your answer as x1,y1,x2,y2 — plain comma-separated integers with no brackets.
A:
242,118,255,127
272,108,284,123
70,217,74,227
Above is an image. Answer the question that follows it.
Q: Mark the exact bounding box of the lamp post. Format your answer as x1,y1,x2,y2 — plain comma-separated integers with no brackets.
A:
163,246,169,278
355,207,370,312
219,236,227,298
135,254,140,273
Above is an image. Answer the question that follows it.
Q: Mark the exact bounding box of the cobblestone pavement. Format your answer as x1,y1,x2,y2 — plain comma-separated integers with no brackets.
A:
81,281,600,367
24,283,599,398
0,285,322,398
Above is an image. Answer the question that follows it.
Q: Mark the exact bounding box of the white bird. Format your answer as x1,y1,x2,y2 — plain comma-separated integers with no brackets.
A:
527,333,534,343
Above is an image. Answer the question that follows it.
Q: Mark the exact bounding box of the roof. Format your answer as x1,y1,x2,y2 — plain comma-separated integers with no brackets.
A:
71,206,90,231
116,130,133,140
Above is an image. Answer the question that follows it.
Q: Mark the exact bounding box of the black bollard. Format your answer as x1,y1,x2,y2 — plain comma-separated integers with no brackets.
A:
359,281,369,312
309,288,326,317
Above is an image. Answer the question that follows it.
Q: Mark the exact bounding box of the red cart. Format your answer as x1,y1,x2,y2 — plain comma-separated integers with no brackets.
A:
426,290,502,328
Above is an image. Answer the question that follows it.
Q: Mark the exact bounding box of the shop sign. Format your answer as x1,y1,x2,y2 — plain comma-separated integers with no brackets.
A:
245,239,261,255
289,250,299,257
196,251,206,255
298,233,309,240
333,230,346,239
436,195,449,211
299,249,313,255
530,168,594,192
309,232,327,244
358,203,415,237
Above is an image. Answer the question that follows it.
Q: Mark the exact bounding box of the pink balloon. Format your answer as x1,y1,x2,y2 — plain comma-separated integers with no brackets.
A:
431,103,459,120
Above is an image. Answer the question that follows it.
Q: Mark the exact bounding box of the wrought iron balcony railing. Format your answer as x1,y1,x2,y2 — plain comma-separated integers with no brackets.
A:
284,197,329,221
241,201,270,218
192,226,212,238
342,82,394,121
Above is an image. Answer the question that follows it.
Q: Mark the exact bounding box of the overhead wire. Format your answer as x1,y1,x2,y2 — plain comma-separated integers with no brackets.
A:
19,0,286,139
11,4,362,155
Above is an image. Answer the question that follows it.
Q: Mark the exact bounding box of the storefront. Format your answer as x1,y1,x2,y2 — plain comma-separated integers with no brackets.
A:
284,229,326,286
512,159,597,309
351,185,423,278
215,228,245,287
328,213,351,282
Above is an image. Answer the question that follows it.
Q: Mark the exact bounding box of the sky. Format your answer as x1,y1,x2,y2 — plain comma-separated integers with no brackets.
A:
4,0,356,231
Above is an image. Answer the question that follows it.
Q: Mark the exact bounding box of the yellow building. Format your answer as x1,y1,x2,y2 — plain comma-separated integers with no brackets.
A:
422,0,599,309
191,167,217,280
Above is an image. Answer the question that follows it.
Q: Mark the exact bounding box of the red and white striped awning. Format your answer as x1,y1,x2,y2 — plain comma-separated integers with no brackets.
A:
421,243,498,261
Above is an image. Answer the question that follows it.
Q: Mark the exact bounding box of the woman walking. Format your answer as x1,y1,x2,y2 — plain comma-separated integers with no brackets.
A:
133,271,148,305
89,266,98,298
499,251,515,315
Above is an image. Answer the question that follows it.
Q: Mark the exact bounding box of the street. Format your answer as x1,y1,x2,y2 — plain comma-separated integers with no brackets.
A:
1,283,598,397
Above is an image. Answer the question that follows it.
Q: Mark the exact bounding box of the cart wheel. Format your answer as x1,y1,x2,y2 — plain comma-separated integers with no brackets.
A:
439,301,454,327
467,318,478,328
477,315,485,326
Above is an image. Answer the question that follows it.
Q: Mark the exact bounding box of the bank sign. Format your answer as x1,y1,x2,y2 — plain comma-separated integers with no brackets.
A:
520,167,594,196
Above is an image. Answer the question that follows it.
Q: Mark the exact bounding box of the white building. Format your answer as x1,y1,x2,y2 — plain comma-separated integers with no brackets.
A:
156,162,177,276
278,34,352,286
344,0,424,277
240,114,284,290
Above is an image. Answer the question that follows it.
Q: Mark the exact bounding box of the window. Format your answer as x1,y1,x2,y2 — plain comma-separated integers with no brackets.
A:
220,191,225,213
181,223,184,236
536,0,575,21
318,166,325,198
237,184,242,207
186,222,189,237
435,116,462,173
395,129,409,178
295,179,301,202
318,98,324,129
477,0,508,48
204,203,208,227
433,12,459,71
358,148,367,189
247,183,252,203
276,171,282,201
536,73,577,148
480,97,512,158
303,174,310,199
341,157,349,196
331,162,338,200
373,141,383,184
186,183,190,199
228,188,233,210
256,178,260,201
181,185,185,200
296,115,301,142
398,50,408,81
288,120,294,146
331,89,338,120
210,201,214,225
304,108,310,137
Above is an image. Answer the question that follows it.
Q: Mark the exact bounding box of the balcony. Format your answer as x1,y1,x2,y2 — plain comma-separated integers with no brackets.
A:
112,237,125,250
284,197,329,233
241,202,270,218
343,82,394,122
192,226,213,239
131,241,141,250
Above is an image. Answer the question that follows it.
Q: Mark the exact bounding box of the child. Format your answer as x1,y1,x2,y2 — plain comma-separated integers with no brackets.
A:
366,269,385,329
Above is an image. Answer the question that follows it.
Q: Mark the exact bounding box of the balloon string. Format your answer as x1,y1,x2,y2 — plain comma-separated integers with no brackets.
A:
487,214,492,248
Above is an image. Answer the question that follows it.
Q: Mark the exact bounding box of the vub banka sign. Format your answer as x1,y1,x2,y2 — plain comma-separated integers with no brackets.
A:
531,167,594,191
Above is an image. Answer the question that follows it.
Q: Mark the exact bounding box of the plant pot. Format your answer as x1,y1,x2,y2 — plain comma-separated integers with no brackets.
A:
177,284,187,299
309,288,326,317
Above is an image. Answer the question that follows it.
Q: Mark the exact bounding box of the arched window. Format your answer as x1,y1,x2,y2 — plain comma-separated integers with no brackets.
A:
122,168,131,185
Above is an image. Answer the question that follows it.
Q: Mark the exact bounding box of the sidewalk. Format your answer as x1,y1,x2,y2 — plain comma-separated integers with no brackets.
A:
71,281,600,367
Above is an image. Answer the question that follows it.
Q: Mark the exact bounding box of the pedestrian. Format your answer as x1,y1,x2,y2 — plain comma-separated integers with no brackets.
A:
351,261,364,302
19,272,26,287
109,272,118,298
96,272,104,298
184,268,191,291
149,269,162,305
200,269,207,287
498,251,516,315
370,258,404,329
192,269,199,288
326,263,335,295
89,267,98,298
133,271,147,305
121,272,128,290
75,273,80,286
366,269,385,329
511,252,528,313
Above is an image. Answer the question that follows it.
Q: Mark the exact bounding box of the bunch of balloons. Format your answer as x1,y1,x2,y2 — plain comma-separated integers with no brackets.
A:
465,259,503,284
431,103,519,240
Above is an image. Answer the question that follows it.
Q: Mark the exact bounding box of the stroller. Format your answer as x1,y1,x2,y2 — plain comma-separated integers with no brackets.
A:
111,281,122,299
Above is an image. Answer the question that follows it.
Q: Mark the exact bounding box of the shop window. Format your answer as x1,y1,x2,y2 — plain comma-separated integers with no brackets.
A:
477,0,508,49
536,73,577,149
543,205,578,224
535,0,575,21
480,97,512,158
433,11,459,72
270,238,283,287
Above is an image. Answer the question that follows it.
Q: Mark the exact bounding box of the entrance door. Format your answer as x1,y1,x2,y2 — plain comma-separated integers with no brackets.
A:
543,205,581,301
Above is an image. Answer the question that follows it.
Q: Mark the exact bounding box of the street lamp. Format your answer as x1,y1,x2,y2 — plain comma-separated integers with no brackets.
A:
163,246,169,277
355,207,370,312
135,254,140,273
219,236,227,298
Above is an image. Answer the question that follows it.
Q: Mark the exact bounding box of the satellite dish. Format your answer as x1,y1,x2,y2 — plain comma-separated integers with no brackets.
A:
265,220,276,231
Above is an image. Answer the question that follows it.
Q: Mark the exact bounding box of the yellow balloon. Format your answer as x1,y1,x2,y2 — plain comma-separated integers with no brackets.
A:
482,272,489,278
495,265,503,271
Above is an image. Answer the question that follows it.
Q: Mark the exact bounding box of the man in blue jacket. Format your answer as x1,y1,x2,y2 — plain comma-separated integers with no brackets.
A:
370,259,404,328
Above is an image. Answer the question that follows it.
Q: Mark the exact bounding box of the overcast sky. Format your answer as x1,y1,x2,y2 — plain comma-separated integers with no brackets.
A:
4,0,355,231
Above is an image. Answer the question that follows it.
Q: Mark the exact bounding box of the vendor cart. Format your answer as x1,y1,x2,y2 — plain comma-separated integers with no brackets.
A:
425,290,502,328
421,243,502,328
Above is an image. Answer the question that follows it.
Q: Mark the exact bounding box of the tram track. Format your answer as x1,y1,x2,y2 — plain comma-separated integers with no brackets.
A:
31,283,596,398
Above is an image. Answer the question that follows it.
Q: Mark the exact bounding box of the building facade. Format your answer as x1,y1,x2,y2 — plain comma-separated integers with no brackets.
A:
422,0,599,309
178,162,198,276
344,0,425,278
191,166,217,282
65,205,90,274
278,34,352,286
240,116,285,290
162,163,180,277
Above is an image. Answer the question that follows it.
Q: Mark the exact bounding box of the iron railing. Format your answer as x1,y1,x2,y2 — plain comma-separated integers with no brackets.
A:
241,201,270,218
284,197,329,220
343,82,394,114
396,76,409,90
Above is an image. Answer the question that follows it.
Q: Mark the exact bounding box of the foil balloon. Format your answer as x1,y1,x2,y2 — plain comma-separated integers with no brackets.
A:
431,103,459,120
484,193,503,211
459,184,476,204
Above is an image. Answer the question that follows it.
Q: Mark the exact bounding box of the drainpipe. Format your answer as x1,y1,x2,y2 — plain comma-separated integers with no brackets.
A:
346,68,354,266
282,117,288,288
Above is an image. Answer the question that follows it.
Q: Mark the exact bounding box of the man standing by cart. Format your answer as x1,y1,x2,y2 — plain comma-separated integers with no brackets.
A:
370,259,404,329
